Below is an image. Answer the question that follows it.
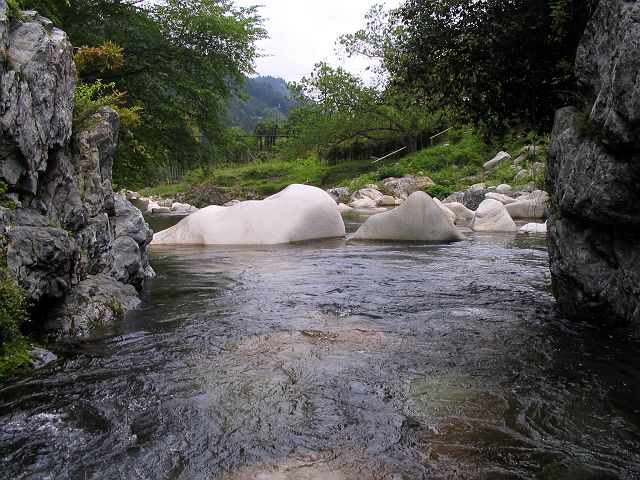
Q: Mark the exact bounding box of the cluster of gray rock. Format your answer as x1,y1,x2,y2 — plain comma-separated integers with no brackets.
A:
482,146,545,182
0,8,153,340
326,175,436,211
121,190,198,214
326,175,549,235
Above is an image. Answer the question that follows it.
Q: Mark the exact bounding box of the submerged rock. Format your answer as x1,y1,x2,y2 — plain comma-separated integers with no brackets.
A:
151,184,345,245
470,199,517,232
351,191,466,242
28,348,57,369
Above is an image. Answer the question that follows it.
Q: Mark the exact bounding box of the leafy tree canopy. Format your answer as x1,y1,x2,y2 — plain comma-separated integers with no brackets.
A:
286,62,444,163
391,0,597,134
20,0,266,187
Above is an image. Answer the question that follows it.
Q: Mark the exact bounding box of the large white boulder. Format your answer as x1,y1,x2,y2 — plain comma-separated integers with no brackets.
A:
351,191,466,242
505,190,549,218
443,202,474,220
470,199,518,232
151,184,346,245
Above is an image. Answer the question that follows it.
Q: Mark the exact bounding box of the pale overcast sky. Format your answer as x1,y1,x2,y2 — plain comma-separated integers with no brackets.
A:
233,0,401,82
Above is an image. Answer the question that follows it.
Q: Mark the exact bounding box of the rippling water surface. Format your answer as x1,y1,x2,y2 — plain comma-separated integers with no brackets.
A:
1,212,639,479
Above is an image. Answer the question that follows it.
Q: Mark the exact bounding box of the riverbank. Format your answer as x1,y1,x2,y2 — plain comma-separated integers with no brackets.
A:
139,129,547,208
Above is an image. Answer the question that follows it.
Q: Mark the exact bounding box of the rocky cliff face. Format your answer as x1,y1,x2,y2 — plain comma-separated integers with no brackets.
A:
547,0,640,334
0,4,153,339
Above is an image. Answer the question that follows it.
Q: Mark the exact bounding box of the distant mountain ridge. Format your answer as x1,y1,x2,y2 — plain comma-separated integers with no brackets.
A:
227,76,297,131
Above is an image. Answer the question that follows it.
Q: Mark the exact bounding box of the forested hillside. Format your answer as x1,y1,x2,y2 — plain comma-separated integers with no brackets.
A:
228,76,296,131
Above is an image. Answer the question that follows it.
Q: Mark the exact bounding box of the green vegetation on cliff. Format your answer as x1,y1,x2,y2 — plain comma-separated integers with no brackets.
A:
0,267,31,380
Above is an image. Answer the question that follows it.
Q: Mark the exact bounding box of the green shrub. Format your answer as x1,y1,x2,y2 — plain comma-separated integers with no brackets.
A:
0,269,31,380
376,164,406,180
424,184,456,199
347,172,378,193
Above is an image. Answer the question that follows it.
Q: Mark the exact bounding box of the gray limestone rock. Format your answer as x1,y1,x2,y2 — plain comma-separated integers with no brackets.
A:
7,226,74,303
0,9,152,340
381,175,435,197
546,0,640,333
0,10,76,193
462,188,488,211
547,108,640,227
326,187,349,203
575,0,640,148
111,194,154,286
45,274,141,339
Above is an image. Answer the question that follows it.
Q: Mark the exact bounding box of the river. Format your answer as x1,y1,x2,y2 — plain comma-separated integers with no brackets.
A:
1,211,639,479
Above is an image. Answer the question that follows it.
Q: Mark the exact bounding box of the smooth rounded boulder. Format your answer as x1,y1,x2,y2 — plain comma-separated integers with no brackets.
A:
351,191,466,242
443,202,474,221
470,199,518,232
505,190,549,219
151,184,346,245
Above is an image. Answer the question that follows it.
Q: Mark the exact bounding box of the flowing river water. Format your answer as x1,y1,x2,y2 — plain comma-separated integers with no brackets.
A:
1,211,639,479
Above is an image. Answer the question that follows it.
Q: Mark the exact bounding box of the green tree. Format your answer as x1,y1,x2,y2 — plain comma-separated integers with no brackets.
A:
286,62,444,162
392,0,597,134
23,0,265,187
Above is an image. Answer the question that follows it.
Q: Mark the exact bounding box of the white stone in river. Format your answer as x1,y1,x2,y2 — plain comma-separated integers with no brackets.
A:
147,201,160,213
338,203,353,211
350,187,384,203
151,184,346,245
485,192,517,204
349,197,377,209
376,195,396,206
496,184,513,194
443,202,474,220
470,199,518,232
433,197,457,223
351,191,466,242
505,190,549,218
170,202,197,212
519,222,547,234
